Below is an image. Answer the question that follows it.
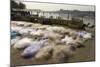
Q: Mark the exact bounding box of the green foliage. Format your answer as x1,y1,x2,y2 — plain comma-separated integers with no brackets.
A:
18,2,26,9
11,0,26,9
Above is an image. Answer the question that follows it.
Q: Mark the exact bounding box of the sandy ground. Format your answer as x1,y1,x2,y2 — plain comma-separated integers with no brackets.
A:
11,38,95,66
10,22,95,66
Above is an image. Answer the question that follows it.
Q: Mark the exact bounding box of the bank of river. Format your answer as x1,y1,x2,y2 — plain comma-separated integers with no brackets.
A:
11,21,95,66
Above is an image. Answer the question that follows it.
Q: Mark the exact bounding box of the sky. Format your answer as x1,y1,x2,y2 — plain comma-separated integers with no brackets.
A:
15,0,95,11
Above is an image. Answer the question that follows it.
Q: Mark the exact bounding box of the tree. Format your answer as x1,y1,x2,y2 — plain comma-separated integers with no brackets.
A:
11,0,19,9
11,0,26,9
18,2,26,9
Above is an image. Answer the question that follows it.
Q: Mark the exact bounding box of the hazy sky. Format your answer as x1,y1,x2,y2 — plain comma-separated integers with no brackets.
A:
15,0,95,11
